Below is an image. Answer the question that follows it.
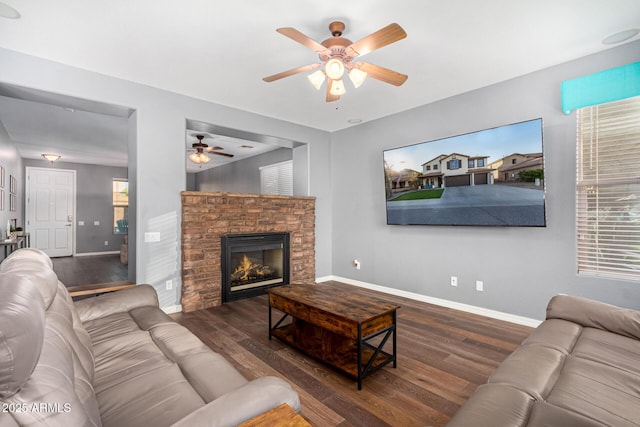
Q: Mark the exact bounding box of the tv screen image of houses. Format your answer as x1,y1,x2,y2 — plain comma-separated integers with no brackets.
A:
383,118,546,226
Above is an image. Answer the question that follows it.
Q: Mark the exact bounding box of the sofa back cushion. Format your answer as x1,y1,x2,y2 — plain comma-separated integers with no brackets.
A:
547,295,640,340
0,249,101,427
0,273,45,398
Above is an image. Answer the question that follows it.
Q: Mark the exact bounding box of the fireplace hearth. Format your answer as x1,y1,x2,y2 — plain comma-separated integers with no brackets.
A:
221,232,290,302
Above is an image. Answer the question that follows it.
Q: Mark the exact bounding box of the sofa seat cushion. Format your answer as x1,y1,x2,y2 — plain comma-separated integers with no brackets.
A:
85,306,251,427
544,330,640,427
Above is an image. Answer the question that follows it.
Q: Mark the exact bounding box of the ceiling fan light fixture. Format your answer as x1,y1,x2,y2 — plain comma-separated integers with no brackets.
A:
325,58,345,80
189,152,210,164
42,153,61,163
349,68,368,88
307,70,326,90
329,79,346,96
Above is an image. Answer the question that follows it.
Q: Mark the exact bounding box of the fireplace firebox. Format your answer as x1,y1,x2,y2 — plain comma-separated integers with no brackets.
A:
221,232,290,302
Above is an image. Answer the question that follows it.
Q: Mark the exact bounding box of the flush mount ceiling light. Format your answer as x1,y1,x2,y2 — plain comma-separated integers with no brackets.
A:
42,154,61,163
264,21,408,102
0,2,20,19
602,28,640,45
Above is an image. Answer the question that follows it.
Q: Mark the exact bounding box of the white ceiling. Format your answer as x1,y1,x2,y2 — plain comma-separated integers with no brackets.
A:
0,0,639,168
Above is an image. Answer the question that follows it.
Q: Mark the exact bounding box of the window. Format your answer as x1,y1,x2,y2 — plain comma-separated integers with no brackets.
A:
447,159,461,170
477,159,485,167
576,96,640,280
468,160,475,168
260,161,293,195
512,159,517,164
425,165,431,171
433,164,438,170
113,179,128,234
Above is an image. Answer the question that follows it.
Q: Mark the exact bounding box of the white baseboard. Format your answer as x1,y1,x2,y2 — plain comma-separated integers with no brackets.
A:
75,250,121,257
316,275,541,328
162,305,182,314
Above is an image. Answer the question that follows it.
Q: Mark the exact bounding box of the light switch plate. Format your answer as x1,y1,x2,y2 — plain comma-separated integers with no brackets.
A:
144,232,161,242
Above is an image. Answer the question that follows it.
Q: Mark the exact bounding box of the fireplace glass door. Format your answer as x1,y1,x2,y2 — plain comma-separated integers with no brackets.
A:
221,232,290,302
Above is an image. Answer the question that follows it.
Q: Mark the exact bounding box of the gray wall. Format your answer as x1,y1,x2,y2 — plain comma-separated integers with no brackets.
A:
194,147,292,193
0,123,24,239
0,47,332,311
330,40,640,320
23,159,127,254
4,41,636,318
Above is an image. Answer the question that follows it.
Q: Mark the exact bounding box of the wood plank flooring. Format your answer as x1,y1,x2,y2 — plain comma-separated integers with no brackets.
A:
173,281,533,427
51,254,129,286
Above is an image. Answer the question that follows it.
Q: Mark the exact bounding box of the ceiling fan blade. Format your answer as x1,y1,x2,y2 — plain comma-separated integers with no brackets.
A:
355,62,408,86
263,63,321,82
325,79,340,102
346,23,407,57
276,27,331,55
211,151,234,158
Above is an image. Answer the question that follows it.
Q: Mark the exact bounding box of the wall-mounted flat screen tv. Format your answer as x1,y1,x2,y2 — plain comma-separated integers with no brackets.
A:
383,118,546,226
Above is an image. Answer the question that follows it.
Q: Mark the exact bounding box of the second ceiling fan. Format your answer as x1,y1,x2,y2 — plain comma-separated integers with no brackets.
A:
263,21,408,102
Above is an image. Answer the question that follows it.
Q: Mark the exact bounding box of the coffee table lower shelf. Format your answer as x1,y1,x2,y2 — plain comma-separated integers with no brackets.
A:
270,319,395,387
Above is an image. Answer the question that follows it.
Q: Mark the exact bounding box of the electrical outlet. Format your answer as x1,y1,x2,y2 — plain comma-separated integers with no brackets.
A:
450,276,458,287
476,280,484,291
94,220,100,226
104,240,108,246
354,259,361,270
78,221,85,226
166,280,173,290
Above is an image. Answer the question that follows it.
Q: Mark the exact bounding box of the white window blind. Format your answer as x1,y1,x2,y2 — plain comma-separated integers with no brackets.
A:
260,161,293,195
576,96,640,280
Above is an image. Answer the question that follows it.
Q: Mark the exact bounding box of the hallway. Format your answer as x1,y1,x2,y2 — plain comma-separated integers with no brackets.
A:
51,254,129,286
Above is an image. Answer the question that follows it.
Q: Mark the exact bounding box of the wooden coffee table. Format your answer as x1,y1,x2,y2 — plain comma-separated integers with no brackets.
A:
267,283,400,390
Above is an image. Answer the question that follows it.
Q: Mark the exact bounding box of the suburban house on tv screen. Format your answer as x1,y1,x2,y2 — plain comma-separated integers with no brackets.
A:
388,151,544,193
488,152,544,182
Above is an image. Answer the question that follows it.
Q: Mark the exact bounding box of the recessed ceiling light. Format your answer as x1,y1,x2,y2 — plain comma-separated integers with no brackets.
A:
348,118,363,124
602,28,640,45
240,145,254,149
0,2,20,19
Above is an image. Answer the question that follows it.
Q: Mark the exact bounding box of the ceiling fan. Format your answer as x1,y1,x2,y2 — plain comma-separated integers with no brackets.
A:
187,134,233,164
263,21,408,102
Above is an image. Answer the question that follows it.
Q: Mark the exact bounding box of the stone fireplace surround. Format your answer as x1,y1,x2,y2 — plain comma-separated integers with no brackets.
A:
181,191,316,312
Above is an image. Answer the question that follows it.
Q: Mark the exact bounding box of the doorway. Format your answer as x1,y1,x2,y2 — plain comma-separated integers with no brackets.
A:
25,167,76,257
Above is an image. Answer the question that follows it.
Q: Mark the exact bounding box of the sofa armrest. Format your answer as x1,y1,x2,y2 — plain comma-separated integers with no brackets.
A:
74,284,159,323
170,376,300,427
546,295,640,340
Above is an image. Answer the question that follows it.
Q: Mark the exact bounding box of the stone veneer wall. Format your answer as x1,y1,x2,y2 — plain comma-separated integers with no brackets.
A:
181,191,316,312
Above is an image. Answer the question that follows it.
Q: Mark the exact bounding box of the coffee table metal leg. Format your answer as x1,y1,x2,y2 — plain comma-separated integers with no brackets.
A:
393,310,397,368
268,304,272,340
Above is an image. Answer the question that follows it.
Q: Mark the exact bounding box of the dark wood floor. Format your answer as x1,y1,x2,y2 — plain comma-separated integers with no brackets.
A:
173,281,533,427
51,254,129,286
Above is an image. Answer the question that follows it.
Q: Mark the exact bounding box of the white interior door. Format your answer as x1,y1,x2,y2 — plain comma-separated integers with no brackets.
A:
26,167,76,257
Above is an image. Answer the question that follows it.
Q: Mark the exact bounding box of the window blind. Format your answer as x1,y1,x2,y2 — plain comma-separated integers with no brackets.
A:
260,161,293,196
576,96,640,280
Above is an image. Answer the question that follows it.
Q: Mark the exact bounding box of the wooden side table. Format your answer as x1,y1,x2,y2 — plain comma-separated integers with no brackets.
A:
238,403,310,427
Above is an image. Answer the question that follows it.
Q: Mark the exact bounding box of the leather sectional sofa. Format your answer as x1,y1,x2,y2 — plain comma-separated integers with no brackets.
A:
447,294,640,426
0,248,300,427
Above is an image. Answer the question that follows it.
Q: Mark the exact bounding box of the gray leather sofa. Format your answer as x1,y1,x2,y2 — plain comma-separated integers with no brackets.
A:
0,248,300,427
447,294,640,426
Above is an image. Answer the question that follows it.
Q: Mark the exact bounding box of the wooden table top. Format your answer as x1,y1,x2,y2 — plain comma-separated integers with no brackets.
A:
267,283,400,323
238,403,310,427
